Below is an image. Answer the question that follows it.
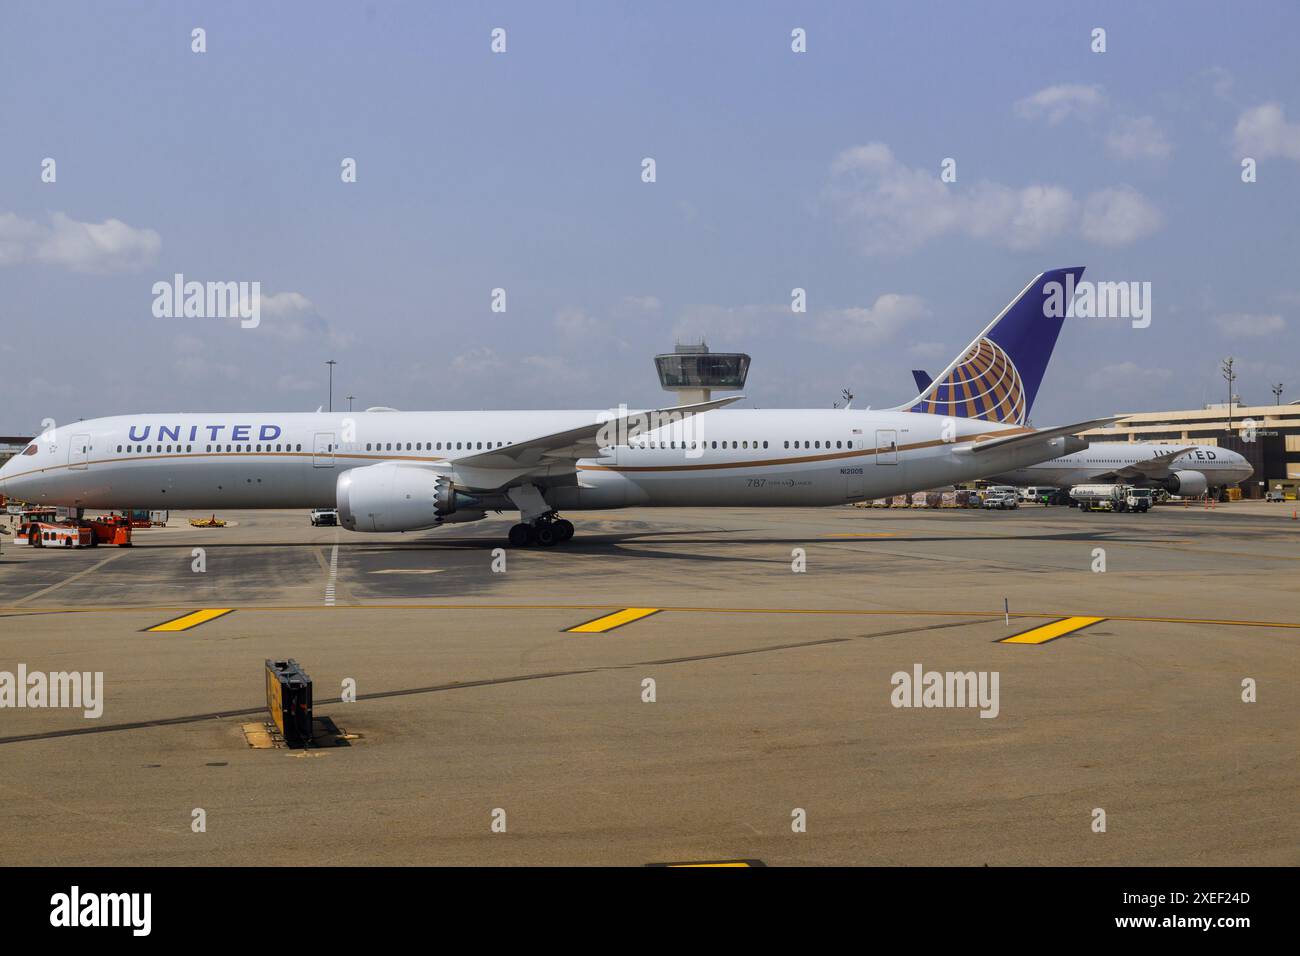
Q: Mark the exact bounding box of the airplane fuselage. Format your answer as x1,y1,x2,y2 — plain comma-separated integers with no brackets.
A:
0,408,1077,514
991,442,1252,489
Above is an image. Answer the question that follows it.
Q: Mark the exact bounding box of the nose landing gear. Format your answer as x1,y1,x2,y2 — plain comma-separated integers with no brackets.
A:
508,515,575,547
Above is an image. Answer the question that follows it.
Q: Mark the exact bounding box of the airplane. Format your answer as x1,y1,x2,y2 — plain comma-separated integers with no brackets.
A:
0,267,1116,547
907,378,1254,496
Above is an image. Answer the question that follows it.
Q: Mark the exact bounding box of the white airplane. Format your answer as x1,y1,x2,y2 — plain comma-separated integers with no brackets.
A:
909,367,1254,495
985,444,1252,496
1,268,1115,546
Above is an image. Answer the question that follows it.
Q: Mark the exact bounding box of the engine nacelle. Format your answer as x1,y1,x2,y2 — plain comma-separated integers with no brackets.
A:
1163,470,1208,496
336,463,481,532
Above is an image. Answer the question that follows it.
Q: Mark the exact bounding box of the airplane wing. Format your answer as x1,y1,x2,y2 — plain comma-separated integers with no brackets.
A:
448,395,743,491
962,416,1123,454
1105,446,1195,480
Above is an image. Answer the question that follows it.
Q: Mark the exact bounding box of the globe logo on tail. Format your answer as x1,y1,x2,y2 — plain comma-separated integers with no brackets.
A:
909,337,1027,425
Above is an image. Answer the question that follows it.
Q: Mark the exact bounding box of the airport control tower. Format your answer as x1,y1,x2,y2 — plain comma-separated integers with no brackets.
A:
654,342,750,406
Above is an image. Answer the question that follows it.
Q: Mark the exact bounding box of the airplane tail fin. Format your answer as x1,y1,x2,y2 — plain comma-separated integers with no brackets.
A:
896,267,1083,425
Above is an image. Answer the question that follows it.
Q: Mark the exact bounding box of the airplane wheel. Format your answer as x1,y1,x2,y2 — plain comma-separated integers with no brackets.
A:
535,523,558,547
508,523,533,547
555,519,574,542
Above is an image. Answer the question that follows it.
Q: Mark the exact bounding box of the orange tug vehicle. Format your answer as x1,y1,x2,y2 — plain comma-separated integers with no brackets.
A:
14,508,132,548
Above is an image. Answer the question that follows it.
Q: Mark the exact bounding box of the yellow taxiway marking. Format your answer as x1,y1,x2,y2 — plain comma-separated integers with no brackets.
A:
8,603,1293,632
999,616,1107,645
649,859,764,867
566,607,661,633
145,608,235,632
823,532,899,538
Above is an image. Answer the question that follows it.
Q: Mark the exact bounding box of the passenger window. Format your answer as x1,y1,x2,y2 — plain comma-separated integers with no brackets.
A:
116,445,122,453
763,441,768,449
836,441,842,449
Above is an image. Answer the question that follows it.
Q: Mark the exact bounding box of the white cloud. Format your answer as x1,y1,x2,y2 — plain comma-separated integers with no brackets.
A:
0,213,44,265
1106,116,1172,161
1212,312,1286,337
1014,84,1106,125
554,306,600,336
1205,66,1234,102
1085,362,1173,393
450,347,504,374
907,341,948,360
1234,102,1300,160
261,291,314,317
672,302,785,342
1079,186,1163,245
0,211,160,273
827,143,1159,254
620,295,661,314
814,294,928,344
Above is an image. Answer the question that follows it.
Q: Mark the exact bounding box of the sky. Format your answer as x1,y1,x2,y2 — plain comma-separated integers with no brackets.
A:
2,0,1298,434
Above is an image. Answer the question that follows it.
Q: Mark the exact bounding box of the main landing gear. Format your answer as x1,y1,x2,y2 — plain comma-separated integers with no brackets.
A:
508,515,575,547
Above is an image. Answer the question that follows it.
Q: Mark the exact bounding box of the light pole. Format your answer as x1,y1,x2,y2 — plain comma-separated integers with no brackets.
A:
1221,357,1235,432
1273,383,1284,405
347,394,355,412
326,360,337,412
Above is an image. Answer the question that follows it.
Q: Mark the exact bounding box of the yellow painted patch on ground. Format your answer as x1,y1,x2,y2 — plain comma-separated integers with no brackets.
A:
241,723,275,749
566,607,661,633
145,608,234,632
999,616,1106,645
648,859,765,867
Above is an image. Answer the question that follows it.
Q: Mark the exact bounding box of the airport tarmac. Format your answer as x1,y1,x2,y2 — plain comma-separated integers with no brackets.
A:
0,502,1296,866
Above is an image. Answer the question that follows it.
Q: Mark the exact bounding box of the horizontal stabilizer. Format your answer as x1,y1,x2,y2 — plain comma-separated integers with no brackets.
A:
962,416,1122,454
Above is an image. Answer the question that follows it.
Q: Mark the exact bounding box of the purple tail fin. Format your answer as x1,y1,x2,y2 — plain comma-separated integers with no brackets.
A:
899,267,1083,425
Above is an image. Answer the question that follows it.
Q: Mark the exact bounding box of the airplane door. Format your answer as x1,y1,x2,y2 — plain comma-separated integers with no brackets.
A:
843,438,867,499
69,434,91,471
313,432,336,468
875,430,898,465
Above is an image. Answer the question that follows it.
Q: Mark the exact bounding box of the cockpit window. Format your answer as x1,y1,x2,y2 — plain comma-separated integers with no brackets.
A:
22,444,38,456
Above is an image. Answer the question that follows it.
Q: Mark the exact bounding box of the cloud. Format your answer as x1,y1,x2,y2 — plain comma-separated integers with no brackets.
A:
827,143,1159,254
554,306,601,336
1085,362,1173,393
906,341,948,360
814,294,929,344
672,302,786,342
1234,103,1300,160
1106,116,1172,161
1205,66,1234,102
0,211,160,273
1212,312,1286,336
261,291,314,317
1014,84,1105,125
450,347,504,374
1079,186,1163,245
620,295,661,314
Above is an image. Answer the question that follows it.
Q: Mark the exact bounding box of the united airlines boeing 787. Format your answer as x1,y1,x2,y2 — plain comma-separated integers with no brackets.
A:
1,268,1113,546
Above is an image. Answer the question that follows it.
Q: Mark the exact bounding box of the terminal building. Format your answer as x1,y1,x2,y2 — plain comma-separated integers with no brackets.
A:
1078,402,1300,498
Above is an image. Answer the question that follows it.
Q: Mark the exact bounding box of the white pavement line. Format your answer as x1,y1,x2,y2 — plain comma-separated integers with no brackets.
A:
324,542,339,607
14,551,128,606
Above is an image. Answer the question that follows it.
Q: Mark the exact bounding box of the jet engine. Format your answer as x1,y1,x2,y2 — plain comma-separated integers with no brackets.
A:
1163,470,1208,496
336,463,482,532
